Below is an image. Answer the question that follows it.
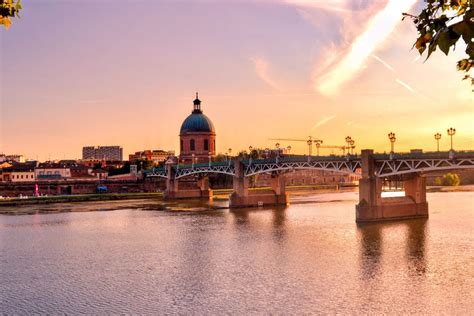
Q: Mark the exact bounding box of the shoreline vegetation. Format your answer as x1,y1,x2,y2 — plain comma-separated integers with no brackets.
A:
0,184,472,210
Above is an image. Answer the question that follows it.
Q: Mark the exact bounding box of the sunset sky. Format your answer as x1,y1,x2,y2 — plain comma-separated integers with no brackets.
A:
1,0,473,160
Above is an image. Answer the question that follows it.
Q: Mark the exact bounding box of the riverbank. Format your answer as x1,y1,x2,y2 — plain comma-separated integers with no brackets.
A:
426,184,474,192
0,192,164,207
0,185,352,208
0,184,471,209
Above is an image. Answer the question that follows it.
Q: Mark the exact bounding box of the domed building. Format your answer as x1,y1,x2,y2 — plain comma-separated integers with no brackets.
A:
179,93,216,163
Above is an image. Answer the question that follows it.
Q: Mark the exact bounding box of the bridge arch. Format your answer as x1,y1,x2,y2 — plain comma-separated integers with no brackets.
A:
245,165,360,177
175,169,235,179
374,157,474,178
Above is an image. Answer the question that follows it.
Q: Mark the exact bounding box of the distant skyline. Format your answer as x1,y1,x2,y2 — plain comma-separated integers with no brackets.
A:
1,0,473,160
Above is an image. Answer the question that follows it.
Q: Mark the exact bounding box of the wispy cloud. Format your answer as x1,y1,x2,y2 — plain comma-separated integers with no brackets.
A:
314,0,417,96
284,0,349,12
347,120,362,129
312,115,336,130
250,57,280,90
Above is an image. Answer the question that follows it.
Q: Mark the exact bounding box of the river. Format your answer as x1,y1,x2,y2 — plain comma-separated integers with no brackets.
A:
0,192,472,313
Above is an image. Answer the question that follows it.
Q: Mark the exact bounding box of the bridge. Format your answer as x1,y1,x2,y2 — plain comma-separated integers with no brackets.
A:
146,150,474,222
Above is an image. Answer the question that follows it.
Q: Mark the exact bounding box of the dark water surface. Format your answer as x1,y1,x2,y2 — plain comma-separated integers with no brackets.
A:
1,192,473,313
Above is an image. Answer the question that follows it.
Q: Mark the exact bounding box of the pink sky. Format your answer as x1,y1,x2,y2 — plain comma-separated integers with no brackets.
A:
1,0,472,160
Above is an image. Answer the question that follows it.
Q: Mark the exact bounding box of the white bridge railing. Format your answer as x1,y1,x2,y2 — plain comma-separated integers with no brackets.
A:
146,151,474,179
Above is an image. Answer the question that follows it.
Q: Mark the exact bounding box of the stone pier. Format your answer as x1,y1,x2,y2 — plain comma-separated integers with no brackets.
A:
229,159,288,208
356,150,428,222
163,158,212,200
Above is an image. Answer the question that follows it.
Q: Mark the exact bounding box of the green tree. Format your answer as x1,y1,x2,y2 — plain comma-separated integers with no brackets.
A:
442,172,461,186
0,0,22,29
132,158,154,171
403,0,474,86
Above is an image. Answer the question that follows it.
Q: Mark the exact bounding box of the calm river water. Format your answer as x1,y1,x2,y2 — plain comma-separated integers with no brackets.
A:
1,192,473,314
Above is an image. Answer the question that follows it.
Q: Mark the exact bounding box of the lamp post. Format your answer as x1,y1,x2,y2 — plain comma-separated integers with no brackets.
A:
191,153,195,168
349,139,355,155
287,145,292,155
248,146,253,158
388,132,396,153
306,139,313,156
434,133,442,152
447,128,456,151
228,148,232,157
275,143,280,162
345,136,352,155
314,140,322,156
208,152,212,167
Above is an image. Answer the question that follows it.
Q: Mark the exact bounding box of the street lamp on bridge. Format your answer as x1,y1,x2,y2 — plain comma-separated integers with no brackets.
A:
434,133,442,152
287,145,292,155
306,138,313,156
265,148,270,158
314,139,323,156
345,136,352,155
349,139,355,155
228,148,232,157
447,128,456,151
388,132,396,153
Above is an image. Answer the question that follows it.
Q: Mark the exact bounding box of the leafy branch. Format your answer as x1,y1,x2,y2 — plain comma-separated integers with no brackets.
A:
403,0,474,88
0,0,22,29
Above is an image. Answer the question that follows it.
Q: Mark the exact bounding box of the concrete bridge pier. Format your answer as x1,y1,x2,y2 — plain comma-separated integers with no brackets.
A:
229,159,288,208
356,150,428,222
164,157,212,200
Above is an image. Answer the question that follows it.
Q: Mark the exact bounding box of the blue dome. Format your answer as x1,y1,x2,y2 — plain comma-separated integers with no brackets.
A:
180,110,215,134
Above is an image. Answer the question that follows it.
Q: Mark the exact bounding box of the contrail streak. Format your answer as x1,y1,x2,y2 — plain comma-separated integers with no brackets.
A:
311,115,336,130
316,0,417,96
395,78,415,93
372,54,395,72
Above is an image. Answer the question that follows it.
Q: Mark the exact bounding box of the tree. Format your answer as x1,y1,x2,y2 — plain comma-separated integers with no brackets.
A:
435,172,461,186
131,158,154,171
403,0,474,86
0,0,22,29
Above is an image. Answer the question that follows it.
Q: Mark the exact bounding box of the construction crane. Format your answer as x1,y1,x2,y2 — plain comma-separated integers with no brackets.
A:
269,136,322,156
269,136,352,156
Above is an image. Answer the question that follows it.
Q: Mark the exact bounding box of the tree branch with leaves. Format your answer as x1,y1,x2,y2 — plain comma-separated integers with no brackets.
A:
0,0,21,29
403,0,473,87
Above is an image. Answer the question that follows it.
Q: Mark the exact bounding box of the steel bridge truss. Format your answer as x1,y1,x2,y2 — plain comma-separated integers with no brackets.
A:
175,164,235,179
147,168,168,179
147,154,474,179
374,157,474,177
244,159,361,177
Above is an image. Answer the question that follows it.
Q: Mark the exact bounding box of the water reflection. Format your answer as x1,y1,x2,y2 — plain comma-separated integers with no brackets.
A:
0,192,472,314
357,223,383,280
230,207,289,245
357,219,428,280
406,219,428,276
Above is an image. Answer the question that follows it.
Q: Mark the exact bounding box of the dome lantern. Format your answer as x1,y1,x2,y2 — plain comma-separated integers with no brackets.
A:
193,92,201,113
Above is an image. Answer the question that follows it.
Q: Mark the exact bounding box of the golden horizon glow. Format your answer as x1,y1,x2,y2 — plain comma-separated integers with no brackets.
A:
0,0,472,161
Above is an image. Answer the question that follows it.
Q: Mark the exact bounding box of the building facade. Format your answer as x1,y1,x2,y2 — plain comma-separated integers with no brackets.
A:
35,163,71,180
129,150,175,165
0,162,37,182
179,93,216,164
82,146,123,161
0,154,26,163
